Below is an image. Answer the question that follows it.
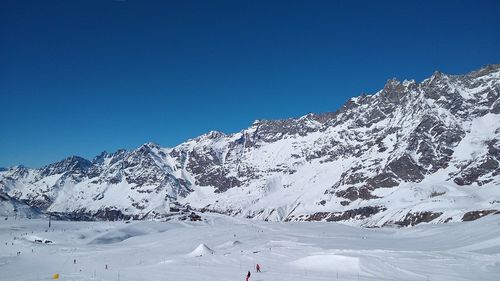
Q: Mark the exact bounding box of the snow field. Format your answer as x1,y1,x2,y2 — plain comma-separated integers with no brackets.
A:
1,213,499,281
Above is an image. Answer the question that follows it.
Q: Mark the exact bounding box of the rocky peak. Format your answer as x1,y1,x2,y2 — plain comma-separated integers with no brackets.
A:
7,165,30,179
39,156,91,177
144,142,161,149
380,78,416,103
130,142,163,160
431,70,443,80
197,131,226,141
383,78,404,90
92,151,111,164
1,65,499,226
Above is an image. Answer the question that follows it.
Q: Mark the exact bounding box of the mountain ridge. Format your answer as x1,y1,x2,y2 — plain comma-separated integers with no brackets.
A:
1,64,500,226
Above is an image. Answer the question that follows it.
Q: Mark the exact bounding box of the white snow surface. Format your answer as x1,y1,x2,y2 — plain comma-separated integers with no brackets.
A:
188,243,214,257
1,213,499,281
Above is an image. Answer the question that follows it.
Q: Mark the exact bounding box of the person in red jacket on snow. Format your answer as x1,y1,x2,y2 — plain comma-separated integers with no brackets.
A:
246,270,251,281
256,263,261,272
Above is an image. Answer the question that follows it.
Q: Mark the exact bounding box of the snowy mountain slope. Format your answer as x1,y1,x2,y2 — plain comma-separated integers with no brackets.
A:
2,214,500,281
0,192,43,218
1,64,500,226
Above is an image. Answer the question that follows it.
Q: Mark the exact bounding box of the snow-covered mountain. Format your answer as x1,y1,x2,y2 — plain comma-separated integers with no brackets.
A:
1,65,500,226
0,192,43,219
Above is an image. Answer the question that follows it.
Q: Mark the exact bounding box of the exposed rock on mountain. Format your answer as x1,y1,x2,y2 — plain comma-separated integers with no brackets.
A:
1,65,500,226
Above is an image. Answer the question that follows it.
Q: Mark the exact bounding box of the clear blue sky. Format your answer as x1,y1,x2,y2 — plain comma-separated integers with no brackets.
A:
1,0,499,168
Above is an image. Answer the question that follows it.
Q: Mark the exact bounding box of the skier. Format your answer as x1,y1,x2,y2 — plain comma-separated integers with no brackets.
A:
245,270,251,281
256,263,261,272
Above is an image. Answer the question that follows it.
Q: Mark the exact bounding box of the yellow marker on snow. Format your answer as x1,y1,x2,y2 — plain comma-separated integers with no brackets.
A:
53,273,59,279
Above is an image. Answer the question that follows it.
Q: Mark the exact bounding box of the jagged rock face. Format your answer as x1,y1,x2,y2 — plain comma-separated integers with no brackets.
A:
39,156,92,178
1,65,500,226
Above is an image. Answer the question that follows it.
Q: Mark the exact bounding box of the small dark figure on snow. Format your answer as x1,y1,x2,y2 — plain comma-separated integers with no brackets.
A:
74,259,76,264
256,263,261,272
245,270,251,281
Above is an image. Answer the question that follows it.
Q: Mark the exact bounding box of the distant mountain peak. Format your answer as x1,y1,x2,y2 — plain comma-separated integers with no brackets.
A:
1,64,499,226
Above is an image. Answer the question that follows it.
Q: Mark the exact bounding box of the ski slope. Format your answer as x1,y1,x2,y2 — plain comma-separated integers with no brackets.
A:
1,213,499,281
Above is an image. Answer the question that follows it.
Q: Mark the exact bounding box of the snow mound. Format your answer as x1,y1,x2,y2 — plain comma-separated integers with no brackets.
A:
290,254,360,272
188,243,214,257
217,240,242,249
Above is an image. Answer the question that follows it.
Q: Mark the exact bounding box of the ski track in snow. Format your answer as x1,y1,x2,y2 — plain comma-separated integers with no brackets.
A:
1,213,499,281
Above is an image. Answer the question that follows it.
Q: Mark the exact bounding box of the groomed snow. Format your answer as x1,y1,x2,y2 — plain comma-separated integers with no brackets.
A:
1,213,499,281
